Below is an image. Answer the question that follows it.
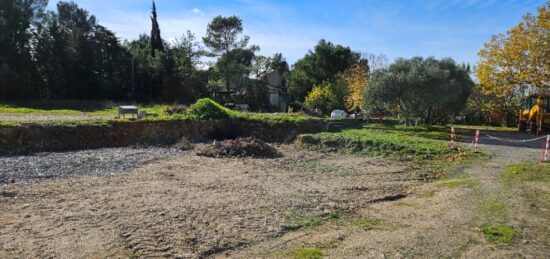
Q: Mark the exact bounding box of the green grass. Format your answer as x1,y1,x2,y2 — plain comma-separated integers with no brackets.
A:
299,125,453,158
482,224,517,245
0,100,170,117
283,210,342,231
448,124,517,132
364,123,450,141
438,174,478,189
128,250,140,259
353,218,395,231
293,248,324,259
0,98,316,126
240,112,315,125
0,100,113,114
502,162,550,216
478,198,509,218
419,190,437,198
473,162,550,246
0,103,169,117
502,162,550,185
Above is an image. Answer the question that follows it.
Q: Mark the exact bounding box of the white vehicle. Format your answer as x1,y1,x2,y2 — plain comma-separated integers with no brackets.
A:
330,109,347,119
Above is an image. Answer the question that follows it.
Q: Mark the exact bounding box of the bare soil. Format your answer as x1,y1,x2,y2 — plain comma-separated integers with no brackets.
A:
1,131,548,258
0,145,419,258
226,138,550,258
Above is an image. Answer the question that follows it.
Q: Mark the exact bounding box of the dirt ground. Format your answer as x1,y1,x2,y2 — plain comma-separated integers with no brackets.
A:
1,132,549,258
0,145,420,258
226,134,550,258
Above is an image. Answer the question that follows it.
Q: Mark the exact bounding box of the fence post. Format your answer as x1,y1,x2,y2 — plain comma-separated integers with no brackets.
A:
542,135,550,162
474,129,480,152
450,127,455,148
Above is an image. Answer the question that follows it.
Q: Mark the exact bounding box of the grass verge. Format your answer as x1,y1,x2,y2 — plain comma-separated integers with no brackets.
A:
299,127,451,159
298,124,483,164
353,218,396,231
0,98,317,127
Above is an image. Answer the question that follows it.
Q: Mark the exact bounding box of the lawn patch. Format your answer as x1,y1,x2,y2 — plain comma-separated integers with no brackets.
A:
478,198,509,218
299,127,452,159
283,210,342,231
502,162,550,185
482,224,516,245
353,218,395,231
438,174,477,189
293,248,324,259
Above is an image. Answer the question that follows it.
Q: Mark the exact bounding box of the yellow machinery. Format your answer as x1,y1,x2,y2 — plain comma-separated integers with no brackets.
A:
518,93,550,134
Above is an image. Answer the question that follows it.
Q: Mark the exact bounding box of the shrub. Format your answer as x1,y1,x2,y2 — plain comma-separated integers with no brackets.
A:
304,82,338,115
185,98,234,120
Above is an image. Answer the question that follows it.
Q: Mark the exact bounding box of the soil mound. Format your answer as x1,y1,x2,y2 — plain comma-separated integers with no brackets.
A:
196,137,280,158
173,137,194,151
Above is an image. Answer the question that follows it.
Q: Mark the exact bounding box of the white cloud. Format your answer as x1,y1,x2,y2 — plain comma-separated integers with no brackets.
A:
192,8,204,16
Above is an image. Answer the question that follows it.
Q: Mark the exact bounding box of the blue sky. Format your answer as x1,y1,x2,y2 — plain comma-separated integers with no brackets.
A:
46,0,546,66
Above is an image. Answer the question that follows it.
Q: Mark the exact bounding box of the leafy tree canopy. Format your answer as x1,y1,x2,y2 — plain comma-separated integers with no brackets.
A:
202,15,251,56
366,57,473,125
476,2,549,125
289,39,363,102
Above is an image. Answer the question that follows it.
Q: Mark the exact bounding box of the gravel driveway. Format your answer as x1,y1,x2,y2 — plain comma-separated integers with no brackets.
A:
0,147,183,184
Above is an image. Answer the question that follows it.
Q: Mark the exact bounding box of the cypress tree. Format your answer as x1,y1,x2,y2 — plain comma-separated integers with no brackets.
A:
150,1,163,56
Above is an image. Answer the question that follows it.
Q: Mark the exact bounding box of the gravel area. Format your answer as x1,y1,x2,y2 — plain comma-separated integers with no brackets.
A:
0,147,183,184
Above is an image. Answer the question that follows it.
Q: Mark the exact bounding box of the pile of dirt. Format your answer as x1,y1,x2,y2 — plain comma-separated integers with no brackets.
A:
173,137,194,151
196,137,280,158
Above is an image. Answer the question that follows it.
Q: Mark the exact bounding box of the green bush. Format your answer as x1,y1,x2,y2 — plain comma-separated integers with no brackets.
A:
185,98,235,120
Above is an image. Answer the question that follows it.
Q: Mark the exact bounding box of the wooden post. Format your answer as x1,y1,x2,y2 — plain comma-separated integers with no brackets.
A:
450,127,455,148
474,129,480,152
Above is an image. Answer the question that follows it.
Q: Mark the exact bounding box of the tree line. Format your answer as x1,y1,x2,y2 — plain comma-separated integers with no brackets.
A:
0,0,286,109
5,0,544,126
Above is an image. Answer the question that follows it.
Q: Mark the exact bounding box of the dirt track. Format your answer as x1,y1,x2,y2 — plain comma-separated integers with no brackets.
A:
0,145,422,258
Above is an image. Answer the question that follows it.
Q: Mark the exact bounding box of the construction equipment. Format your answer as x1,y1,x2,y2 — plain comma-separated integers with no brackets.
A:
518,93,550,134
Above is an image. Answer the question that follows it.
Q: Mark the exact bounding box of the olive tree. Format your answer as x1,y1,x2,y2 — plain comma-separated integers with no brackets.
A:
365,57,473,125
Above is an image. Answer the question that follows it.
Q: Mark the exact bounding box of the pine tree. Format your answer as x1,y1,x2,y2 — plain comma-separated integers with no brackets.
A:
150,1,163,56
